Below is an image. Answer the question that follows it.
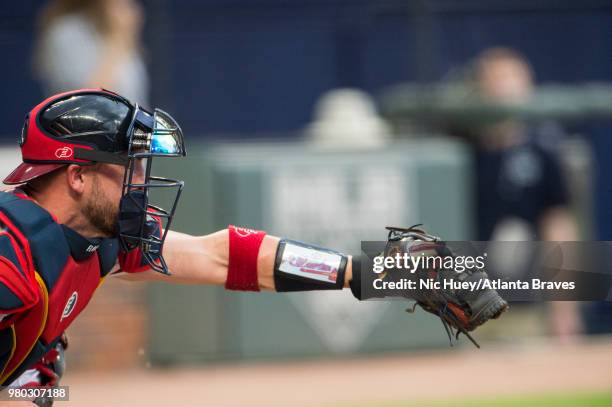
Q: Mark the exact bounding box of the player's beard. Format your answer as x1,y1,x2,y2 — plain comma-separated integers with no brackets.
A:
83,175,120,237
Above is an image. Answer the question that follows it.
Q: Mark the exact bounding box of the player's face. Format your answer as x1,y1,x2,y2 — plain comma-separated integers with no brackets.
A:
82,161,146,237
478,58,533,104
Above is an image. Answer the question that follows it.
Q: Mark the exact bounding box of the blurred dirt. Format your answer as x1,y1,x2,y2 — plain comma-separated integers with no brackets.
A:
62,338,612,407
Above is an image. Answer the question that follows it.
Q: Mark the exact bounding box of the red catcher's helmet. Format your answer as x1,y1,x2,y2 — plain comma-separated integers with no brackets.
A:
3,88,134,185
4,88,187,275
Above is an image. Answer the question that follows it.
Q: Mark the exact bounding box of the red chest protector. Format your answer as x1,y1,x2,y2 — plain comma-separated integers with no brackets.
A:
0,191,118,385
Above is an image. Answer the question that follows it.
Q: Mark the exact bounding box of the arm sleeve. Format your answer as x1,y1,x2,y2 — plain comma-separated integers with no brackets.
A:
117,248,151,274
117,215,163,274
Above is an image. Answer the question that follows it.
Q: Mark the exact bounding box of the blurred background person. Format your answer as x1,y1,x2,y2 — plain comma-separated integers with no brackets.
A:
472,47,575,243
469,47,583,342
34,0,148,105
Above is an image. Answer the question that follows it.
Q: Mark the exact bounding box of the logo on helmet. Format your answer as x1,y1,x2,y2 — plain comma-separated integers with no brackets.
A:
55,147,73,159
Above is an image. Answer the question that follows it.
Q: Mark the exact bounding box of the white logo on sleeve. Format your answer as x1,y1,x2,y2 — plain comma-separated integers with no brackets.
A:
235,227,256,237
61,292,78,321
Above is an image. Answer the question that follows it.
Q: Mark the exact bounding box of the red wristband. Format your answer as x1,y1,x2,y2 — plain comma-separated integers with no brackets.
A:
225,225,266,291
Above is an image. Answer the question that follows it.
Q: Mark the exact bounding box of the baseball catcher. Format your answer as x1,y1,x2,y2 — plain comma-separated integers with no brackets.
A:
0,89,507,405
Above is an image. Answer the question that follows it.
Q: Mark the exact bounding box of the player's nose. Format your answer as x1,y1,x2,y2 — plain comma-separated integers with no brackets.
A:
132,159,146,184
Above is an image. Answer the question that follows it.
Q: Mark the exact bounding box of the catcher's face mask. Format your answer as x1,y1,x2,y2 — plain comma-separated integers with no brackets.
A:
117,104,186,274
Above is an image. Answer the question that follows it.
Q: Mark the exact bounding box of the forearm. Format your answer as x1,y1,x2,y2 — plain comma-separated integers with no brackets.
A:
253,233,280,290
254,234,354,290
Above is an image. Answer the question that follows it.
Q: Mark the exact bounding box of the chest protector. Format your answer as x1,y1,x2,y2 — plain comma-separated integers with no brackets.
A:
0,191,118,385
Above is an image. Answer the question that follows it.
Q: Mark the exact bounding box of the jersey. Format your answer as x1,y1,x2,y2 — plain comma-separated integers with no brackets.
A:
475,139,569,240
0,190,155,385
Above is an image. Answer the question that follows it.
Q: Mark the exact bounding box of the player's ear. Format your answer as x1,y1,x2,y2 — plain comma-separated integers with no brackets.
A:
65,164,87,195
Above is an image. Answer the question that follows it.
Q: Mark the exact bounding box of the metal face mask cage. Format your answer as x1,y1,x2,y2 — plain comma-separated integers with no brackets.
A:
118,104,186,274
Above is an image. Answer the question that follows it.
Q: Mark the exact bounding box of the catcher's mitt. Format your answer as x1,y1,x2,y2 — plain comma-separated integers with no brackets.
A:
354,225,508,348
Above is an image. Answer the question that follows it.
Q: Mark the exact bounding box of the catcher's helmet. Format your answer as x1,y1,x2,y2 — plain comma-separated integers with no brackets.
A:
4,88,186,274
3,88,136,184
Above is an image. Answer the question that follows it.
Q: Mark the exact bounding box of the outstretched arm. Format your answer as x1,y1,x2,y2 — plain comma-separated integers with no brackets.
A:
117,229,354,290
